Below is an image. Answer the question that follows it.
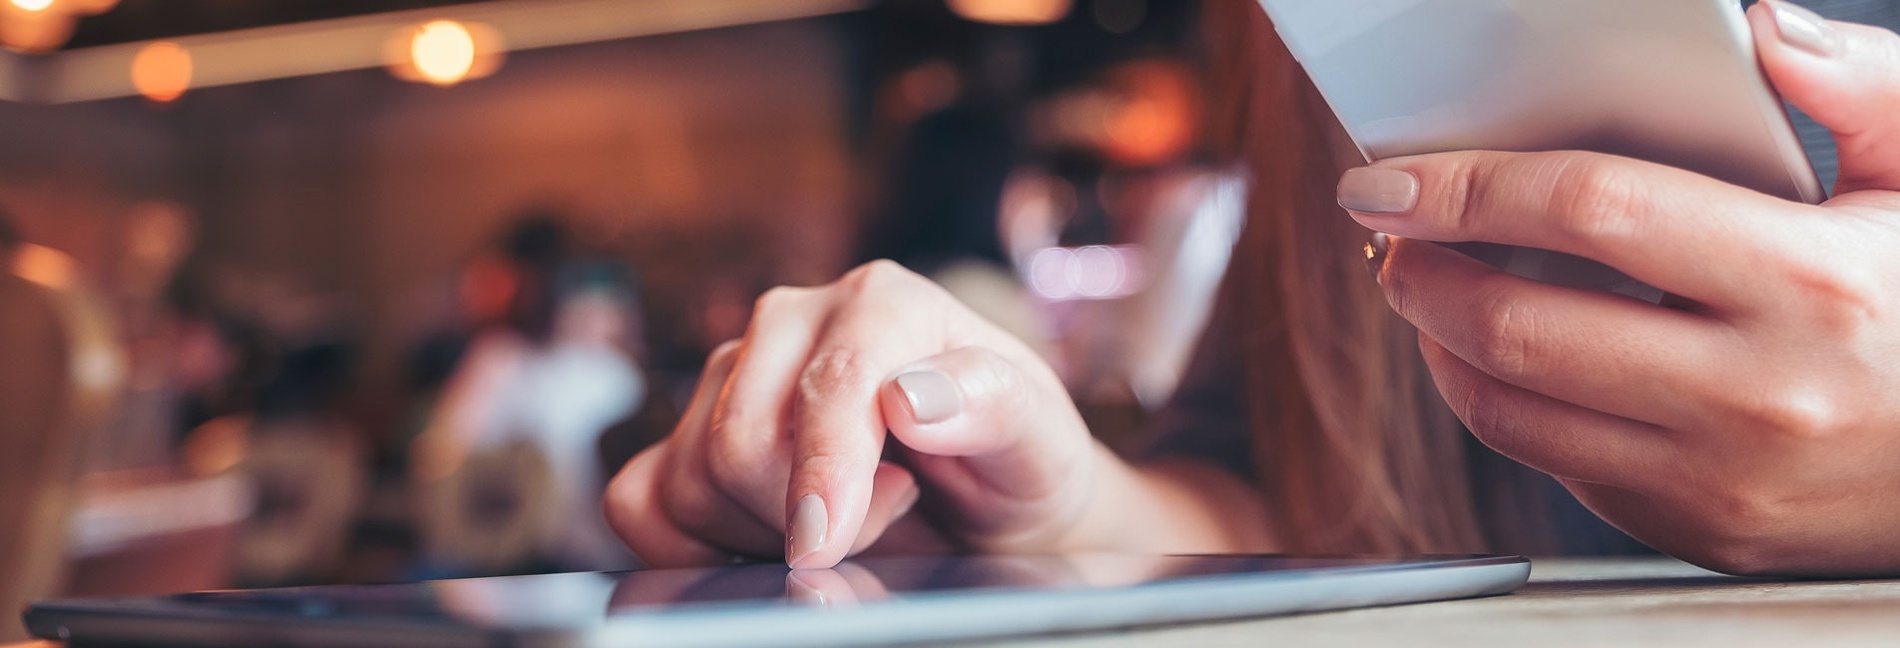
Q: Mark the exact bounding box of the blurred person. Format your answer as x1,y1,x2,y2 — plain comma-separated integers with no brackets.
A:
416,215,644,572
87,204,210,472
859,89,1062,368
605,0,1900,577
0,207,73,643
0,208,141,638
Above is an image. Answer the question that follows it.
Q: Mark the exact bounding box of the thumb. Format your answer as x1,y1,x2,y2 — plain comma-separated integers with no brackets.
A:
878,346,1088,500
1750,0,1900,194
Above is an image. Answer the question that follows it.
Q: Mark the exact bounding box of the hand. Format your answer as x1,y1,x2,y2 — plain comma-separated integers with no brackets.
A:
1341,1,1900,576
603,261,1115,569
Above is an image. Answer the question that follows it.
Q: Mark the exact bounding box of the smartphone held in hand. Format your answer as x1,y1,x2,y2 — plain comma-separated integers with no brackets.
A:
1257,0,1826,299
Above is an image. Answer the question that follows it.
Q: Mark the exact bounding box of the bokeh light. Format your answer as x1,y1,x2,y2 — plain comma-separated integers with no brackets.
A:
1027,245,1145,301
1,0,115,52
385,19,503,87
131,41,193,103
0,7,76,53
412,20,476,86
945,0,1073,26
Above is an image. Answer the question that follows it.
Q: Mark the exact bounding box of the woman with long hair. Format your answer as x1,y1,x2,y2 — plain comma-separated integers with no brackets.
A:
606,0,1900,577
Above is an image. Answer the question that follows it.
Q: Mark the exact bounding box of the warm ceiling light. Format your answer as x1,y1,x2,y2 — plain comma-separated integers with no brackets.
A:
0,0,114,53
0,7,74,53
131,41,192,103
385,19,503,87
945,0,1072,25
412,20,477,85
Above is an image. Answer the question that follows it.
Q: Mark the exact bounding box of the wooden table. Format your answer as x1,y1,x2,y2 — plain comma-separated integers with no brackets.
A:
9,558,1900,647
984,558,1900,647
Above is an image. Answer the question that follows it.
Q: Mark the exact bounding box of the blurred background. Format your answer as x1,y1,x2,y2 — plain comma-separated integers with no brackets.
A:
0,0,1247,636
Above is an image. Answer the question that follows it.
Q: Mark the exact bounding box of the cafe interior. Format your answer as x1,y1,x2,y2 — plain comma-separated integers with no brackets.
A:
0,0,1245,640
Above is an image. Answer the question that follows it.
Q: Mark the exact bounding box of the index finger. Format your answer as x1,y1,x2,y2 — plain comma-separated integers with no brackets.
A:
786,262,952,569
1338,150,1821,310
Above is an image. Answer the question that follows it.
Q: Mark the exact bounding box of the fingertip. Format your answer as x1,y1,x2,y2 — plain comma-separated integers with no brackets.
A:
1337,166,1421,216
894,370,963,425
877,368,959,454
1755,0,1844,59
785,493,833,569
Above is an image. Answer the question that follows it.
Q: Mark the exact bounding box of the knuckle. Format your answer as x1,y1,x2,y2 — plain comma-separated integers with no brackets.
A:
1739,387,1847,441
1456,377,1512,452
1781,258,1884,336
1682,487,1796,575
1377,243,1419,313
601,456,649,529
709,339,743,363
703,417,771,489
841,259,918,294
798,347,876,404
703,340,743,373
794,449,851,484
1470,283,1540,378
963,345,1034,411
1547,157,1645,244
1444,156,1496,233
1681,538,1783,577
603,446,678,547
752,286,807,319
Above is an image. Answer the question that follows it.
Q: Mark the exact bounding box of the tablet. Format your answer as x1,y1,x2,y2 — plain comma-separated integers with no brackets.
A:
27,554,1529,647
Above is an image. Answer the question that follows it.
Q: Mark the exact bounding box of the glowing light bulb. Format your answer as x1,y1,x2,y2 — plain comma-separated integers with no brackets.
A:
411,20,477,86
131,41,192,103
9,0,55,13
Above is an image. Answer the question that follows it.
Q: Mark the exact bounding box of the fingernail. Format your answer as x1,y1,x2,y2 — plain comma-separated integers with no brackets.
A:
1768,0,1840,57
895,371,960,424
1364,233,1390,284
787,494,828,568
1338,167,1420,214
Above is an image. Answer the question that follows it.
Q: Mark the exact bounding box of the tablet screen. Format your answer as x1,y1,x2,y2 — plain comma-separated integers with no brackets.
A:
31,554,1528,647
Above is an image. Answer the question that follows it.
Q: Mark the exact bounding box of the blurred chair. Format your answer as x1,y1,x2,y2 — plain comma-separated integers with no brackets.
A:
415,440,557,575
0,244,122,641
230,417,365,586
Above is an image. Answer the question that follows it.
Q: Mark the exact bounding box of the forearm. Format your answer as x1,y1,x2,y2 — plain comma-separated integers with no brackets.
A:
1059,445,1277,554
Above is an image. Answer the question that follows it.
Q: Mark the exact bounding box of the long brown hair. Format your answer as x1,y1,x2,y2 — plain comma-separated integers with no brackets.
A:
1201,0,1491,554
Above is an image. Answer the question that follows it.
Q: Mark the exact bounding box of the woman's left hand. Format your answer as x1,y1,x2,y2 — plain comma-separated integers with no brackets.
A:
1341,0,1900,576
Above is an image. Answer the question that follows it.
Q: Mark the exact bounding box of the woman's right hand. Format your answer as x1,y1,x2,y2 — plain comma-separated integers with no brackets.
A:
603,261,1117,570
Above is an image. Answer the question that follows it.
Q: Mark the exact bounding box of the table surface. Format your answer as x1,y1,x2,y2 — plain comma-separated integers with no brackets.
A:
980,557,1900,648
8,557,1900,647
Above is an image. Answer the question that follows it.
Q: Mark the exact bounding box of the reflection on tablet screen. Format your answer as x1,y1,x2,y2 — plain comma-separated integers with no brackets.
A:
167,554,1492,628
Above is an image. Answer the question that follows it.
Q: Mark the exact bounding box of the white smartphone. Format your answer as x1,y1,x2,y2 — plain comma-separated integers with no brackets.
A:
1256,0,1826,297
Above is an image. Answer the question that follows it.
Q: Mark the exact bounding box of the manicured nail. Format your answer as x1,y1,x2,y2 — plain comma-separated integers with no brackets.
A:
1364,233,1390,284
1338,167,1420,214
895,371,959,424
787,494,828,568
1768,0,1840,58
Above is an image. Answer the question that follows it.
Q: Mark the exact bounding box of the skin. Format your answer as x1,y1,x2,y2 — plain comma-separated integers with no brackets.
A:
607,1,1900,576
602,261,1272,570
1354,2,1900,576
